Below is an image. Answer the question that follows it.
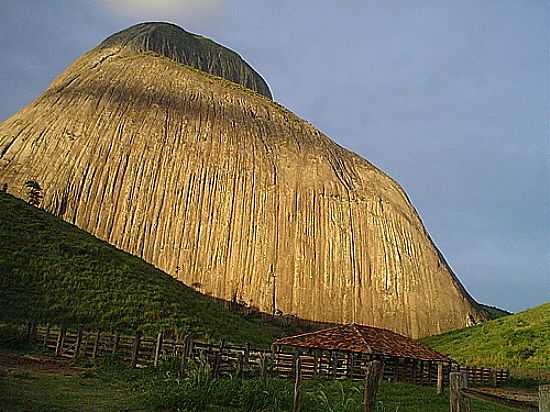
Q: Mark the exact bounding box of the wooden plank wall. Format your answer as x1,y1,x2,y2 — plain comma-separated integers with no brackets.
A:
32,324,509,386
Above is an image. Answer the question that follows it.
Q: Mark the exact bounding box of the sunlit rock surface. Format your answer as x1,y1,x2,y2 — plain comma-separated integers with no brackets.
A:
0,22,486,338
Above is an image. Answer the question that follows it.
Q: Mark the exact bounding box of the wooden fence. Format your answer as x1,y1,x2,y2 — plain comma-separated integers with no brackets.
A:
28,322,509,388
273,350,509,387
450,371,548,412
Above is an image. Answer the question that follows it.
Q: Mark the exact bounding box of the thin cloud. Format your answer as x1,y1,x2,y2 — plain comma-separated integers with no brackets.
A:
101,0,225,21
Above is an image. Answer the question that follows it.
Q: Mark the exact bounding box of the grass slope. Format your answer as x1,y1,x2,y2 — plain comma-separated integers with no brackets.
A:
0,192,285,345
422,303,550,368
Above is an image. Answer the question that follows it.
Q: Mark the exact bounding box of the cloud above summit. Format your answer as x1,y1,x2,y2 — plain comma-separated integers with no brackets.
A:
101,0,225,21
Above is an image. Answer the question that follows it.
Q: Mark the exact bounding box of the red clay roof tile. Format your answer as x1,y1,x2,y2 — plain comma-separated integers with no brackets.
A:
272,323,450,362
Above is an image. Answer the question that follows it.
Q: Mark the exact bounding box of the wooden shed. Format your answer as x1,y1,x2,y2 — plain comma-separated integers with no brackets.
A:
272,323,452,386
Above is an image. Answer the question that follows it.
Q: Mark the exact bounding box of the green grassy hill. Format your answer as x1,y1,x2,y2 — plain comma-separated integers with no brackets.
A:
0,192,288,345
479,303,511,319
422,303,550,368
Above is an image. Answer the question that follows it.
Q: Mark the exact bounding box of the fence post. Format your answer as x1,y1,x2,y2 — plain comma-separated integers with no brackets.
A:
43,324,51,349
130,331,142,368
74,326,83,359
450,371,460,411
179,336,187,373
490,368,497,387
154,332,163,367
350,353,357,379
25,321,33,343
172,334,180,356
188,336,195,359
363,360,383,412
450,371,471,412
313,350,319,378
413,360,420,384
213,339,225,379
345,352,352,378
237,353,244,378
260,351,270,381
274,345,283,377
54,325,66,357
292,356,302,412
187,336,194,360
394,357,400,382
92,331,101,359
437,363,444,394
31,321,37,342
269,345,276,376
244,343,250,369
26,320,37,344
540,385,550,412
330,350,337,377
179,334,192,374
112,332,120,355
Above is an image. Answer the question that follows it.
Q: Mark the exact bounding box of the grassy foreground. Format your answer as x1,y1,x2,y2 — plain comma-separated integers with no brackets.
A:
0,192,289,345
0,352,516,412
423,303,550,369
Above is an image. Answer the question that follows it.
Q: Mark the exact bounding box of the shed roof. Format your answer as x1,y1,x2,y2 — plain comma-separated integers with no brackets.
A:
273,323,451,362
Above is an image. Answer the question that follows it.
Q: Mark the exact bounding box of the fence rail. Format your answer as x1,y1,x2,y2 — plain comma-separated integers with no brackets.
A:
27,322,509,388
450,371,547,412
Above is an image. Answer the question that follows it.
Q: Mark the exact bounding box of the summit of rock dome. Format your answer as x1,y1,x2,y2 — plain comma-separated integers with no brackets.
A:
98,22,272,99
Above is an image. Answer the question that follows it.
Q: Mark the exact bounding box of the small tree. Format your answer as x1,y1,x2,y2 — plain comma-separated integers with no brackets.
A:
25,179,43,207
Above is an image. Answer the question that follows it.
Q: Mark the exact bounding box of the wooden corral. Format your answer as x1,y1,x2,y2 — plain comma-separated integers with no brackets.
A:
273,323,454,388
29,322,509,387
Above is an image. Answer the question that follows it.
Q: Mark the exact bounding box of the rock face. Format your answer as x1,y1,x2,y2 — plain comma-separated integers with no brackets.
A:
0,22,486,338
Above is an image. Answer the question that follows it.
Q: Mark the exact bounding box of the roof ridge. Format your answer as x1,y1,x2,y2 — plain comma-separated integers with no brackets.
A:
272,323,451,362
272,324,342,344
351,323,374,354
352,323,451,361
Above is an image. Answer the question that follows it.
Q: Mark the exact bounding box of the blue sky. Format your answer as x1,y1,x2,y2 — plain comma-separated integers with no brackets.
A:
1,1,548,312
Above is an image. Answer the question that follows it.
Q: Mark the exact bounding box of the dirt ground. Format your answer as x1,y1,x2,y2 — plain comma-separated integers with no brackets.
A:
0,351,84,376
0,350,150,412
